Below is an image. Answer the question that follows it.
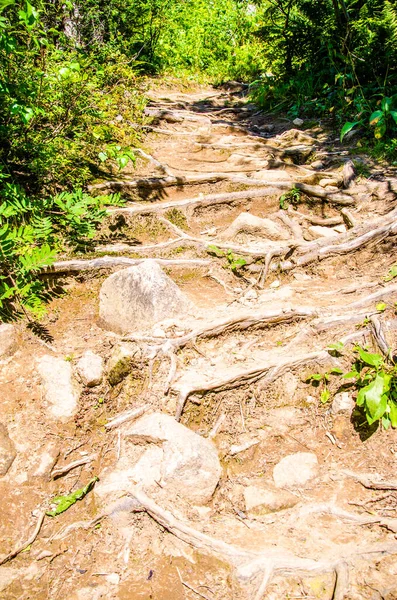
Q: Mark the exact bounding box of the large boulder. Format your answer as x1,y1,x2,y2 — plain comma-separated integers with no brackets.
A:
95,412,221,505
220,212,289,241
0,423,16,476
99,260,192,335
37,355,80,420
0,324,17,358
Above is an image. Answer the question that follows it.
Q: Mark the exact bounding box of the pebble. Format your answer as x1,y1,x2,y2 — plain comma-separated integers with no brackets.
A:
244,289,258,300
273,452,318,488
331,392,354,415
293,118,304,126
76,350,103,387
269,280,280,288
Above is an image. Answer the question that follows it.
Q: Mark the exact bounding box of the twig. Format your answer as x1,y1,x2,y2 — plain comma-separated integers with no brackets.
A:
51,454,96,479
105,405,149,430
0,510,46,565
176,567,213,600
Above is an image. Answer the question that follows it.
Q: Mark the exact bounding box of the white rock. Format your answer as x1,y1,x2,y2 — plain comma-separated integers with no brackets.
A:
99,260,192,334
30,441,59,477
77,351,103,387
221,212,289,241
293,118,304,126
269,279,280,289
273,452,318,488
319,178,339,188
152,327,166,338
37,355,80,420
244,483,298,515
308,225,338,239
0,324,17,358
244,289,258,300
331,392,354,415
96,413,221,505
0,423,16,476
333,224,347,234
293,272,312,281
311,160,324,170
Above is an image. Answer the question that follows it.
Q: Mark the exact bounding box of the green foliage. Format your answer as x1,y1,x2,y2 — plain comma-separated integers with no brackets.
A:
46,476,99,517
279,186,301,209
384,264,397,282
306,367,343,403
0,175,123,317
344,346,397,429
206,245,247,272
250,1,397,154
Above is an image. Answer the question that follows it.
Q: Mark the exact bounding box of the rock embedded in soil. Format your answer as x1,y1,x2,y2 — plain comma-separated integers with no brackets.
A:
96,412,222,505
244,482,298,515
99,260,192,335
273,452,318,489
76,350,103,387
37,355,80,420
308,225,339,239
106,342,142,386
0,323,17,358
331,392,354,415
220,212,290,241
0,423,16,476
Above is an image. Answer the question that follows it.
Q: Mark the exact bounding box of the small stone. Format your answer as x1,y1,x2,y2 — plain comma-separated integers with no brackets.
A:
311,160,324,170
269,279,280,289
0,324,17,358
244,483,298,515
244,289,257,300
115,114,123,122
308,225,338,239
76,351,103,387
324,185,339,193
331,392,354,415
319,178,339,188
333,224,347,234
221,212,289,241
273,452,318,488
99,260,192,335
293,118,304,127
0,423,16,476
31,441,60,477
152,327,166,338
293,272,312,281
37,355,80,420
107,342,141,386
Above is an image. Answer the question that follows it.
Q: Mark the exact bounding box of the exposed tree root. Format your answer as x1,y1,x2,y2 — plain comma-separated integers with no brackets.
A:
0,510,47,566
344,471,397,491
128,487,397,600
175,350,329,420
47,256,212,274
135,148,174,176
88,173,231,192
124,307,316,348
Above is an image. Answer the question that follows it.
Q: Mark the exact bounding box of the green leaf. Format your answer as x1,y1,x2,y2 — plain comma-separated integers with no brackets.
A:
356,346,383,369
328,341,344,353
363,374,387,423
207,245,224,258
343,368,359,379
369,110,383,126
381,97,392,113
320,389,330,404
308,373,323,382
330,367,344,375
390,111,397,126
46,477,98,517
389,401,397,428
374,118,387,139
98,152,108,162
376,302,387,312
384,264,397,282
340,121,360,142
0,0,16,13
382,416,391,430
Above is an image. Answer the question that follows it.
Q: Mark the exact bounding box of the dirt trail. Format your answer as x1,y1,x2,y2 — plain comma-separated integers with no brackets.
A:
1,81,397,600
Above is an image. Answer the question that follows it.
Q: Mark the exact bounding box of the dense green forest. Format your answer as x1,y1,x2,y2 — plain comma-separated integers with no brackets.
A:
1,0,397,318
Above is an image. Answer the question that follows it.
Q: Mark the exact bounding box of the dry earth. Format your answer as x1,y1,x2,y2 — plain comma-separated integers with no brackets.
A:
1,80,397,600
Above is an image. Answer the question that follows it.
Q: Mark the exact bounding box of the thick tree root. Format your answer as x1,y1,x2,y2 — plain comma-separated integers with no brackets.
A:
128,487,397,600
175,350,329,420
47,256,211,274
88,173,231,192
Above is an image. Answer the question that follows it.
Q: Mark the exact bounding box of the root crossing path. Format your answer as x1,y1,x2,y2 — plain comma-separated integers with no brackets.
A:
1,82,397,600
